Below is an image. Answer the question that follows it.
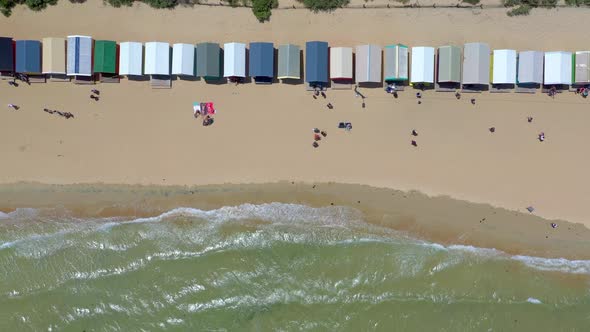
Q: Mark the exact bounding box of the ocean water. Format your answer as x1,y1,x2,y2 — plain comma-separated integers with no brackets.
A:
1,203,589,331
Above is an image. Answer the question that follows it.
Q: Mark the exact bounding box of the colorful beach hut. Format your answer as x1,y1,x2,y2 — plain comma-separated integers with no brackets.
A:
544,51,572,86
196,42,221,80
42,37,67,81
118,42,143,77
94,40,118,82
573,51,590,86
305,41,328,86
492,49,517,85
145,42,171,88
355,44,381,84
224,42,246,81
0,37,14,77
462,42,490,88
249,42,274,84
172,43,195,77
67,35,93,83
15,40,42,78
330,47,353,84
410,46,435,85
384,44,408,83
437,45,461,88
277,44,300,81
517,51,543,85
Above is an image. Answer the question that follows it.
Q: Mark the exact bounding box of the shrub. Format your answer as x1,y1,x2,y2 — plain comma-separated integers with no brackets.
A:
507,3,531,15
298,0,350,11
143,0,177,8
462,0,480,4
106,0,133,7
251,0,277,22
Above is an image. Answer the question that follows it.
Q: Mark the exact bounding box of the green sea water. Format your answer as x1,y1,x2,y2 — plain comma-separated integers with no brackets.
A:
1,203,589,331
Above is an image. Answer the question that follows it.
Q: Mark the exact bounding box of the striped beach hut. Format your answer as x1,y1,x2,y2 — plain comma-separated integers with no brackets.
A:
517,51,543,85
249,42,274,84
118,42,143,77
15,40,41,75
145,41,171,88
384,44,408,83
462,42,490,88
330,47,353,83
544,51,572,86
355,44,381,84
172,43,195,77
277,44,300,81
196,42,221,80
305,41,328,86
0,37,14,77
410,46,435,85
573,51,590,86
42,37,67,81
437,45,461,87
94,40,118,82
67,35,93,83
223,42,246,81
491,49,517,86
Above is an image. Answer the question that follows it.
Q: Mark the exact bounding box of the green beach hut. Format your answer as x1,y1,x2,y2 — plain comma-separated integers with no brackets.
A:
94,40,118,82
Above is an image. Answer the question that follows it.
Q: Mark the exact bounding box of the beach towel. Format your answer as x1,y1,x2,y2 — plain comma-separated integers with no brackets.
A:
193,102,216,116
193,102,201,116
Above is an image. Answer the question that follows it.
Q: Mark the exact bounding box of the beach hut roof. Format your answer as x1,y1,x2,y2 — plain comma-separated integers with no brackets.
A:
172,43,195,76
196,42,220,79
144,42,170,76
330,47,353,80
384,44,408,82
574,51,590,84
42,37,66,75
15,40,41,74
410,46,435,84
517,51,543,84
305,41,328,84
118,42,143,76
437,45,461,83
355,44,381,83
492,49,517,84
223,42,246,78
249,42,274,80
67,35,93,76
94,40,117,74
0,37,14,72
462,42,490,85
277,44,300,80
544,51,572,85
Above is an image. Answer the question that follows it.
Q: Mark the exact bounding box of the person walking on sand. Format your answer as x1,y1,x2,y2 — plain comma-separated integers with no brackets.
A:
412,130,418,136
321,91,326,99
489,127,495,133
7,104,19,110
455,92,461,99
411,140,418,147
538,132,545,142
327,103,333,109
471,98,476,105
91,89,100,95
527,116,533,123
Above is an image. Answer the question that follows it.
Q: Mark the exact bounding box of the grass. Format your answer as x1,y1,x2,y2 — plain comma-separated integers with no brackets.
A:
297,0,350,11
503,0,557,16
462,0,480,5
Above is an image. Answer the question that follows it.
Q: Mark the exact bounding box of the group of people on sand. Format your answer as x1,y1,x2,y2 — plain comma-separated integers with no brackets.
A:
487,116,545,142
193,110,214,126
575,87,589,98
90,89,100,101
43,108,74,119
312,86,334,109
7,72,30,86
312,128,328,148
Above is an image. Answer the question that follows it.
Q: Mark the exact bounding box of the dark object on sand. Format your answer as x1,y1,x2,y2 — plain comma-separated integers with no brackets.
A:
411,140,417,147
312,141,319,148
313,128,320,133
526,206,535,213
471,98,476,105
418,100,422,105
393,91,398,98
91,89,100,95
489,127,495,133
338,122,346,129
327,103,333,109
313,95,317,99
314,134,321,141
416,92,422,99
527,116,533,123
90,95,99,101
551,223,557,229
321,91,326,98
455,92,461,99
321,131,327,137
362,102,365,108
412,130,418,136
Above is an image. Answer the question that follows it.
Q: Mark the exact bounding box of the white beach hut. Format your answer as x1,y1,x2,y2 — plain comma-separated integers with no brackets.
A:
66,35,92,77
329,47,353,82
492,49,517,85
145,42,170,76
410,46,435,84
119,42,143,77
223,42,246,79
355,44,381,84
544,51,572,85
517,51,543,85
172,43,195,77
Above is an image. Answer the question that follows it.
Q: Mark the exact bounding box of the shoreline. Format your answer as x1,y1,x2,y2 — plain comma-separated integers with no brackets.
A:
2,182,590,260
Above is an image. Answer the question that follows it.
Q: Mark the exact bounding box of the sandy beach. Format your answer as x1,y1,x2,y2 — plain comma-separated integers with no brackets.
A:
1,2,590,233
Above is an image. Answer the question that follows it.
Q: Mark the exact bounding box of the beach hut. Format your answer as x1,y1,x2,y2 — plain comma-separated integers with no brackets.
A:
384,44,408,83
517,51,543,86
544,51,572,86
249,42,274,84
277,44,300,81
42,37,67,81
118,42,143,77
330,47,353,84
196,42,221,80
437,45,461,89
355,44,381,84
462,42,490,89
172,43,195,77
223,42,246,81
67,35,93,83
492,49,517,86
0,37,14,78
573,51,590,86
145,42,171,88
94,40,118,82
410,46,435,85
305,41,329,87
15,40,44,82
